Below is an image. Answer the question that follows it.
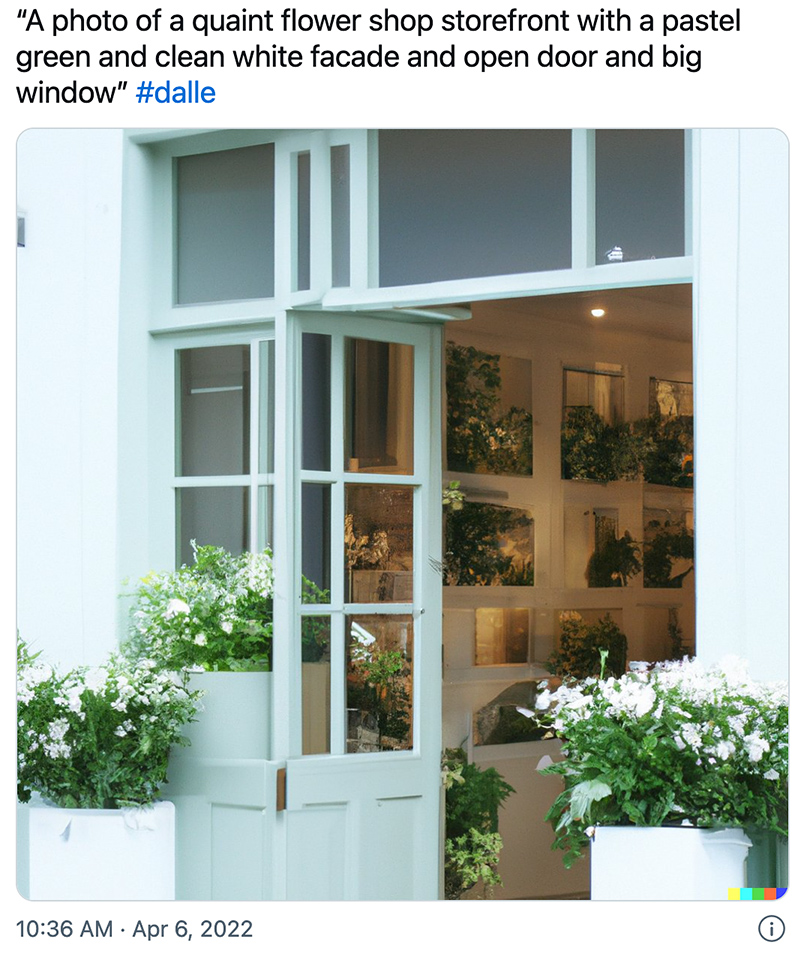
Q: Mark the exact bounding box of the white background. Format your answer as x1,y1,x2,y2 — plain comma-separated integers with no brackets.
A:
4,1,795,949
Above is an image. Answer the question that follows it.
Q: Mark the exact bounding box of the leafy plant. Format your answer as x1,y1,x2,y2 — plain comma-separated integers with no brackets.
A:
561,406,650,483
446,343,533,475
444,502,534,586
635,413,694,488
548,612,627,680
643,522,695,588
17,637,201,809
586,529,642,587
529,657,787,868
348,643,411,749
124,543,274,672
442,748,515,899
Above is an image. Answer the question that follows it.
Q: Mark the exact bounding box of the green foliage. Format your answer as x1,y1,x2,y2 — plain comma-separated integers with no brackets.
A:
348,646,411,748
17,637,201,809
561,406,694,488
444,502,534,586
586,530,642,587
300,578,331,662
561,406,650,483
125,544,275,672
444,830,504,900
635,414,694,488
534,659,788,868
442,748,515,899
446,343,533,475
643,522,695,588
548,612,627,680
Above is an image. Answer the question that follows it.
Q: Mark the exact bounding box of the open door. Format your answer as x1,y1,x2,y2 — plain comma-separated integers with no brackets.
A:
274,312,443,900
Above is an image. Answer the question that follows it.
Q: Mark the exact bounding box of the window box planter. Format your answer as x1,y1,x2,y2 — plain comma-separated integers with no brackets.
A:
590,825,752,900
17,799,175,900
183,671,272,760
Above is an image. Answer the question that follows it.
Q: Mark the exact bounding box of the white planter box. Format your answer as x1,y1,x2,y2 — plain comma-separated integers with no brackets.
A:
183,671,272,759
591,825,752,900
17,800,175,900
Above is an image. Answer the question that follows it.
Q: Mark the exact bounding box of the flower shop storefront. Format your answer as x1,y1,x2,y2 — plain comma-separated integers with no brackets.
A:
16,128,788,901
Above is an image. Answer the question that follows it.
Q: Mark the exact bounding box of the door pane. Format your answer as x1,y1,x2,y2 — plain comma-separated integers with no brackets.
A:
178,346,249,476
177,144,275,303
345,485,413,603
345,338,414,474
302,616,331,755
302,333,331,471
346,615,413,752
176,486,248,566
302,483,331,602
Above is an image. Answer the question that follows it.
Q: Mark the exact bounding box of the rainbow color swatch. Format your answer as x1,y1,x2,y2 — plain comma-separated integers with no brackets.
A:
728,888,787,900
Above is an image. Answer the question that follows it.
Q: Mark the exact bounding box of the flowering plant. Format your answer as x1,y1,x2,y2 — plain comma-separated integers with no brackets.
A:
125,544,274,672
532,656,787,868
17,639,200,809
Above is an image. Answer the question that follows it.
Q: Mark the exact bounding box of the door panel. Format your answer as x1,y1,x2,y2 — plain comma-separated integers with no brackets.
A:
278,313,443,899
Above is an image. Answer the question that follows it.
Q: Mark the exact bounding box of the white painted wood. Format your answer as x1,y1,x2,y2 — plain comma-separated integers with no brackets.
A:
279,312,443,899
591,826,752,900
692,129,788,680
17,800,175,901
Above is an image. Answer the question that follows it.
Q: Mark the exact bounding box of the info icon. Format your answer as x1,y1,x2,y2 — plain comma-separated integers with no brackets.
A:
758,916,785,942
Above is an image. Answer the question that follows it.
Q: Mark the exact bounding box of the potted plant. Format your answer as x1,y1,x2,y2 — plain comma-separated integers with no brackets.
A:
548,611,627,680
16,638,200,899
530,656,787,899
442,748,515,899
124,543,275,759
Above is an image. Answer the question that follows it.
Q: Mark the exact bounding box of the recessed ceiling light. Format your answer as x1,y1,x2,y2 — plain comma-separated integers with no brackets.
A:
591,308,606,318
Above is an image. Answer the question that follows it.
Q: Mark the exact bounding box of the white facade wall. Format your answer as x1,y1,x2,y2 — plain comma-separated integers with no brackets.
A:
17,129,125,668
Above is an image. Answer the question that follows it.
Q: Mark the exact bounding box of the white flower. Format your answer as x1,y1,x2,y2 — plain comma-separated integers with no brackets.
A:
713,739,736,761
764,769,780,781
111,698,127,712
194,633,207,646
744,733,770,763
535,689,552,709
165,598,190,619
84,667,109,692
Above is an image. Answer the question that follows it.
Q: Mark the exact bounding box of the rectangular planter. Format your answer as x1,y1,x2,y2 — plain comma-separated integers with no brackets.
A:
591,825,752,900
17,800,175,900
183,671,272,760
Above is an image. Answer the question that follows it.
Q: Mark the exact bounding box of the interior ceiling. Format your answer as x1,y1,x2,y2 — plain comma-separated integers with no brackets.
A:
467,283,693,344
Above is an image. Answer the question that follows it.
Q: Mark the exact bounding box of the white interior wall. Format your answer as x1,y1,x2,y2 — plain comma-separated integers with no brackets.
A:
17,129,125,668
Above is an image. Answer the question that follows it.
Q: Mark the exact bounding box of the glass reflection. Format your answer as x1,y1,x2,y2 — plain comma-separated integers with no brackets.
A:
346,615,413,753
345,338,414,474
302,616,331,755
178,346,250,476
345,485,413,603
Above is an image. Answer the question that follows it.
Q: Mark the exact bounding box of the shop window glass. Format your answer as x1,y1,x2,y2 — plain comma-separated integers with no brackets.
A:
595,130,685,264
177,144,275,303
378,129,571,286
